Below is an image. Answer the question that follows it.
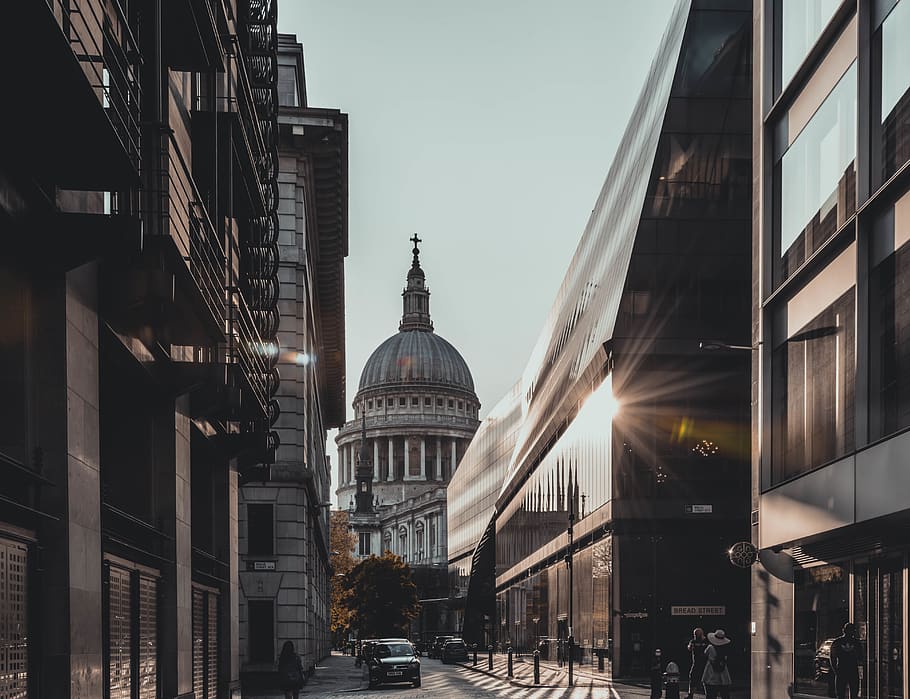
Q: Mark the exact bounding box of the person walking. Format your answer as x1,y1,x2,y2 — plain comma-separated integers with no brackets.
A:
686,627,708,698
830,622,862,699
702,629,732,699
278,640,306,699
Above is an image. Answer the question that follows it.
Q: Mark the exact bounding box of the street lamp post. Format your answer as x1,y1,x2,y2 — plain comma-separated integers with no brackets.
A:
567,508,575,687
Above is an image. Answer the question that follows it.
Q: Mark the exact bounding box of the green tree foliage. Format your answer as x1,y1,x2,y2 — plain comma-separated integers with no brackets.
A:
330,511,357,642
342,551,420,638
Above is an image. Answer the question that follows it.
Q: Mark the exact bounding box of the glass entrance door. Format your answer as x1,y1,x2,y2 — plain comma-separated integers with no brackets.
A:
856,560,904,699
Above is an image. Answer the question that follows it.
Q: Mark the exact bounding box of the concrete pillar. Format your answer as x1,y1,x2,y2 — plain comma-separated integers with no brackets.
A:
420,438,426,480
436,437,442,481
156,395,194,698
373,439,380,482
404,438,410,479
450,438,457,478
35,266,104,697
388,438,395,481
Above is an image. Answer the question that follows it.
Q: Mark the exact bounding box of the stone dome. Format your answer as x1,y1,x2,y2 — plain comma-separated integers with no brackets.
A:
358,329,475,393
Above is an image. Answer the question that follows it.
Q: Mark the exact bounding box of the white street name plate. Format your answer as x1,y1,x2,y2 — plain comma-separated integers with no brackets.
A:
671,605,725,616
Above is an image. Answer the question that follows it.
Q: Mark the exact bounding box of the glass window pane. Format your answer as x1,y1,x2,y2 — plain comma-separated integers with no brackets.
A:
777,62,856,282
878,0,910,180
780,0,842,89
793,564,849,697
772,284,855,484
870,191,910,439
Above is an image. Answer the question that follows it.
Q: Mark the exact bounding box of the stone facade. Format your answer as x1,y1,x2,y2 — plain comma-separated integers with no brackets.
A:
337,240,479,638
238,35,347,679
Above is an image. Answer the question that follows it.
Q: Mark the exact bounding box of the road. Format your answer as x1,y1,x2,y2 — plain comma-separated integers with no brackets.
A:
295,654,652,699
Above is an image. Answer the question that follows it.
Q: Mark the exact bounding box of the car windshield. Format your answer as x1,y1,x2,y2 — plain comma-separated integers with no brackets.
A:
447,642,465,649
376,643,413,658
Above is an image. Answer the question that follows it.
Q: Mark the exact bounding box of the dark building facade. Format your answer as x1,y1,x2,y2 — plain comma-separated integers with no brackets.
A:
238,35,347,681
752,1,910,697
0,1,345,697
455,0,754,680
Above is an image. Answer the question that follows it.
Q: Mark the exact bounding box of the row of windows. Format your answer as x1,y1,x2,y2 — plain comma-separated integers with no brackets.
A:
764,0,910,485
770,1,910,289
770,189,910,484
361,394,476,414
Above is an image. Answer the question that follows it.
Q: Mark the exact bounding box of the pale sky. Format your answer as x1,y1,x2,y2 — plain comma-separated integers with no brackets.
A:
277,1,678,498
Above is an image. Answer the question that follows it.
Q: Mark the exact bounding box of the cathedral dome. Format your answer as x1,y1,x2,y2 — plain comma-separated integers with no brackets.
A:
358,330,475,393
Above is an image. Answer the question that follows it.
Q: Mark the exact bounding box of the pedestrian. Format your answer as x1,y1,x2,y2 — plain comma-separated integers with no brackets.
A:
664,659,681,699
830,622,862,699
686,627,708,698
702,629,732,699
650,648,664,699
278,640,306,699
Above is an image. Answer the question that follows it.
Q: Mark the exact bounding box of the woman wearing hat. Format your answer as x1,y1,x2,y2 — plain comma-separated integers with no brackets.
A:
702,629,732,699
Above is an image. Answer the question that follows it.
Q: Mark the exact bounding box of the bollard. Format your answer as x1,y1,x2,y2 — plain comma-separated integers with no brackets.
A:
507,647,513,677
472,644,478,666
533,650,540,685
598,649,605,672
488,645,493,671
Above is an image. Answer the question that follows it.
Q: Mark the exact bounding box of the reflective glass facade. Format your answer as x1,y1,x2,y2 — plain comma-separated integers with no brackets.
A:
447,385,522,563
487,0,752,679
756,2,910,698
875,0,910,182
777,0,842,91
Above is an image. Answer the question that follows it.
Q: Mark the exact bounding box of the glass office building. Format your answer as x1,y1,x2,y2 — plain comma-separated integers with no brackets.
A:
447,384,522,645
754,1,910,697
448,0,754,679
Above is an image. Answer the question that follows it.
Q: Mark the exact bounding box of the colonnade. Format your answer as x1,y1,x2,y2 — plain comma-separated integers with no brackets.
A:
338,435,460,486
380,510,446,564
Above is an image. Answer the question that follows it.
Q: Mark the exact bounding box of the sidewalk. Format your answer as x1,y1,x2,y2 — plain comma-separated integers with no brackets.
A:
243,651,366,698
457,652,749,697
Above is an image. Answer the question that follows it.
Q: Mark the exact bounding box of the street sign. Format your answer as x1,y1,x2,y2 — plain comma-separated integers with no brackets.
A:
247,560,276,571
685,504,713,514
671,605,726,616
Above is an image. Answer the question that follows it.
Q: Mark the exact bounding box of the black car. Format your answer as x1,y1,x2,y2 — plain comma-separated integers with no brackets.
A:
366,641,421,689
441,639,469,664
429,635,454,659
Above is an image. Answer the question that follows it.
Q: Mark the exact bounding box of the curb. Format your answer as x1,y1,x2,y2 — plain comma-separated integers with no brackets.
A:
456,661,564,689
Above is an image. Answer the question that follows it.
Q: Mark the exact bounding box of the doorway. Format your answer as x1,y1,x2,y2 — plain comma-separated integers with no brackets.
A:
855,559,904,699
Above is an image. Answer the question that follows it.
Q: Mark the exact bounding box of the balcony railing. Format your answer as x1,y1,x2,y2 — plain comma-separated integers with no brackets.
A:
146,132,226,336
229,288,270,419
47,0,141,172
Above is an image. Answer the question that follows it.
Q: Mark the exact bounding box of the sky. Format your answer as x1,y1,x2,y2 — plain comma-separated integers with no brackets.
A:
276,1,679,498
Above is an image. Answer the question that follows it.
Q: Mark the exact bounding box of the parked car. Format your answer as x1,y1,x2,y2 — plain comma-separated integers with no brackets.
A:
815,639,837,683
441,639,469,664
429,635,454,659
366,641,421,689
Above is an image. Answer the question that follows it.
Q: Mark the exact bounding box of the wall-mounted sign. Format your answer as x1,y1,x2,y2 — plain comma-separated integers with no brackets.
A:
247,560,276,571
671,605,725,616
685,504,713,514
623,612,649,619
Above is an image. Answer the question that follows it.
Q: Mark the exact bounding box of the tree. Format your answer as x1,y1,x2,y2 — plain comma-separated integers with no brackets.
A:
342,551,420,639
330,511,357,646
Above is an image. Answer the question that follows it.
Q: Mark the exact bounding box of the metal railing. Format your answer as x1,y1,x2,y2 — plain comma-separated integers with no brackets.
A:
150,132,226,334
228,288,269,418
47,0,141,171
